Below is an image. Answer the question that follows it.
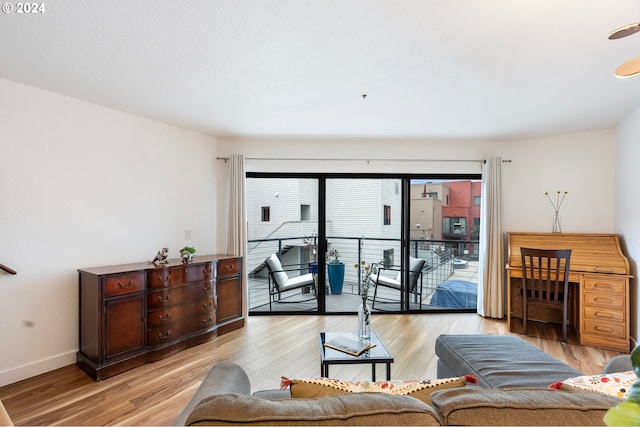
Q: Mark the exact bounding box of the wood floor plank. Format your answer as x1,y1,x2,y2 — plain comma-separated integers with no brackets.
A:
0,313,626,426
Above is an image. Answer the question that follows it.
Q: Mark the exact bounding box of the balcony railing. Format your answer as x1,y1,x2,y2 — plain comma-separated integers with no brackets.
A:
247,235,479,312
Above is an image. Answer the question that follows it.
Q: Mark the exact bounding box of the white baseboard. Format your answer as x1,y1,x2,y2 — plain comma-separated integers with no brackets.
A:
0,351,77,387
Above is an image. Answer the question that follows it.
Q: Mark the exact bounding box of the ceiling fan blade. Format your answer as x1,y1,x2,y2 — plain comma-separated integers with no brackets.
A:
616,56,640,79
609,22,640,40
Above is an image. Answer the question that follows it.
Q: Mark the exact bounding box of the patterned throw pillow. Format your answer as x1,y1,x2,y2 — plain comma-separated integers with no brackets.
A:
550,371,637,398
281,375,475,405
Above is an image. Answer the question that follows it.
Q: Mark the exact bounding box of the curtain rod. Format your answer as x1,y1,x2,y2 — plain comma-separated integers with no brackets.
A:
216,157,511,163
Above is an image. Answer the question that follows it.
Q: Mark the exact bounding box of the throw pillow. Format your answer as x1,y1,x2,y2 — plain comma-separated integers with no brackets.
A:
549,371,636,398
281,375,475,405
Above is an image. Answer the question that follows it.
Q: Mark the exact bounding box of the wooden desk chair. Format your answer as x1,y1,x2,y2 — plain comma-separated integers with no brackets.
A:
520,247,572,343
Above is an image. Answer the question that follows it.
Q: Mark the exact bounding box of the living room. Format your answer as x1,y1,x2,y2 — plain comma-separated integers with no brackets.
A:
1,1,640,425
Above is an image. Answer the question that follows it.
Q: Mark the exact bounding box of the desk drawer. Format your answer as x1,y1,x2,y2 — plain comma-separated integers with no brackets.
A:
582,277,626,294
583,319,626,339
583,306,624,323
582,292,625,309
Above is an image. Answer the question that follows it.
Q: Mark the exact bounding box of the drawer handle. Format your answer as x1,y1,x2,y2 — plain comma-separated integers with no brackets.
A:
594,266,614,273
594,297,613,304
595,326,613,333
202,286,212,292
158,330,171,340
203,301,213,308
157,275,171,283
158,294,171,303
118,281,133,289
159,313,171,322
202,318,213,325
593,283,614,290
594,311,614,318
225,265,233,271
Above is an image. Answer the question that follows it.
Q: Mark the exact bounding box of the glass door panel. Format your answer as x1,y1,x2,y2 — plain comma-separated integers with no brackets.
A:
410,179,480,311
246,178,319,313
325,178,403,313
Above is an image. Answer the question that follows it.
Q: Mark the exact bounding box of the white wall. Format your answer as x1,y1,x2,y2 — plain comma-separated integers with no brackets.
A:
616,108,640,342
0,78,218,386
217,132,617,249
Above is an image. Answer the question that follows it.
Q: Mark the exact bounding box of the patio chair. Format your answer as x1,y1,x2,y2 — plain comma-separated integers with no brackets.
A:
370,257,426,309
265,253,317,309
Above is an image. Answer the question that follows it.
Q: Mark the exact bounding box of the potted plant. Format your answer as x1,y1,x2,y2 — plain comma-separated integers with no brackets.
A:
179,246,196,263
326,249,344,295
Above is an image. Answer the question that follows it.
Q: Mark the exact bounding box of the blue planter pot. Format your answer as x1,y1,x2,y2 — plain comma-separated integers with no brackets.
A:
327,262,345,295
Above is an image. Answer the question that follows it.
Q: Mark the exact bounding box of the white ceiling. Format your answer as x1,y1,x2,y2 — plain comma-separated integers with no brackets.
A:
2,0,640,140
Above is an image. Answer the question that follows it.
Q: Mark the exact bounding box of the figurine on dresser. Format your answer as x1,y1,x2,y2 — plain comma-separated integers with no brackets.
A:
150,247,169,264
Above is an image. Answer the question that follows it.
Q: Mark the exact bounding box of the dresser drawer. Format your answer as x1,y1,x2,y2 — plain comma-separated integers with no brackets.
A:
147,322,185,347
184,264,213,283
582,277,626,294
583,319,626,339
147,269,173,289
147,297,217,327
148,305,186,327
583,306,624,323
104,273,145,297
582,292,626,309
187,312,216,332
147,283,214,309
217,258,240,277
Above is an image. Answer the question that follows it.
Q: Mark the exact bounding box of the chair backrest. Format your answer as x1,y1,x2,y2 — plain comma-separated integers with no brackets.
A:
408,257,426,291
265,254,288,289
520,247,571,305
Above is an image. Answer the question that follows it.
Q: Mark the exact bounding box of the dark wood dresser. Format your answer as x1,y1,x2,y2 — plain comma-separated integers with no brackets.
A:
506,233,632,352
77,255,243,380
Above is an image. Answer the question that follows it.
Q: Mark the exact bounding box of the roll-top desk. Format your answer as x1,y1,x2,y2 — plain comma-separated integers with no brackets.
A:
78,255,243,380
506,232,632,352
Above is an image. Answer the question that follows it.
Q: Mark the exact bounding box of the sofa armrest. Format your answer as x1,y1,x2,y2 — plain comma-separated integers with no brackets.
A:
173,362,252,426
603,355,632,374
430,387,622,426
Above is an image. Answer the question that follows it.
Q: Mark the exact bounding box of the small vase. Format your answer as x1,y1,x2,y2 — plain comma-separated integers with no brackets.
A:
358,302,371,339
552,212,561,233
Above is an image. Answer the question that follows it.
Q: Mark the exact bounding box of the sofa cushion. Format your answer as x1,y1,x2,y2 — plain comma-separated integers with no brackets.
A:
551,371,636,398
430,387,623,426
435,334,582,389
283,376,470,405
185,392,442,426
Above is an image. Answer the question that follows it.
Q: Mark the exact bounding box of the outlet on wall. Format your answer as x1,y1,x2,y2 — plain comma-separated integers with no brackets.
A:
185,229,191,240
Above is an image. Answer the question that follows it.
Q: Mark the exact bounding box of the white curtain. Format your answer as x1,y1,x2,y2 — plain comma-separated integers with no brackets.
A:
477,157,504,318
226,154,248,317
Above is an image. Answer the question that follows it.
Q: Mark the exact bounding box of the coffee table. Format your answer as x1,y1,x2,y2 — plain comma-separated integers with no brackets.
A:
319,331,394,381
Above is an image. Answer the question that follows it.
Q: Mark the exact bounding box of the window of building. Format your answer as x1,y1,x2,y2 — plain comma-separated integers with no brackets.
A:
300,204,310,221
443,217,467,235
383,248,394,268
261,206,270,222
474,196,481,206
422,191,438,199
383,205,391,225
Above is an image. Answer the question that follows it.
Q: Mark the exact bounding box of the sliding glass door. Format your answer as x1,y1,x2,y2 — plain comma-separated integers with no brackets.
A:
246,173,480,315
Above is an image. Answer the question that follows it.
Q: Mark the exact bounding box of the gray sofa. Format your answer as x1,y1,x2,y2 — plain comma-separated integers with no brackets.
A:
174,334,630,426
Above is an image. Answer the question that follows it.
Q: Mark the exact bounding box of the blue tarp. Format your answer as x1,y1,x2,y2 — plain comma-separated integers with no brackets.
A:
430,280,477,309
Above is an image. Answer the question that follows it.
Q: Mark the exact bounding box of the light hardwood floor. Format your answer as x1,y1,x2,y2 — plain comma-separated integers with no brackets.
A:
0,313,626,426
